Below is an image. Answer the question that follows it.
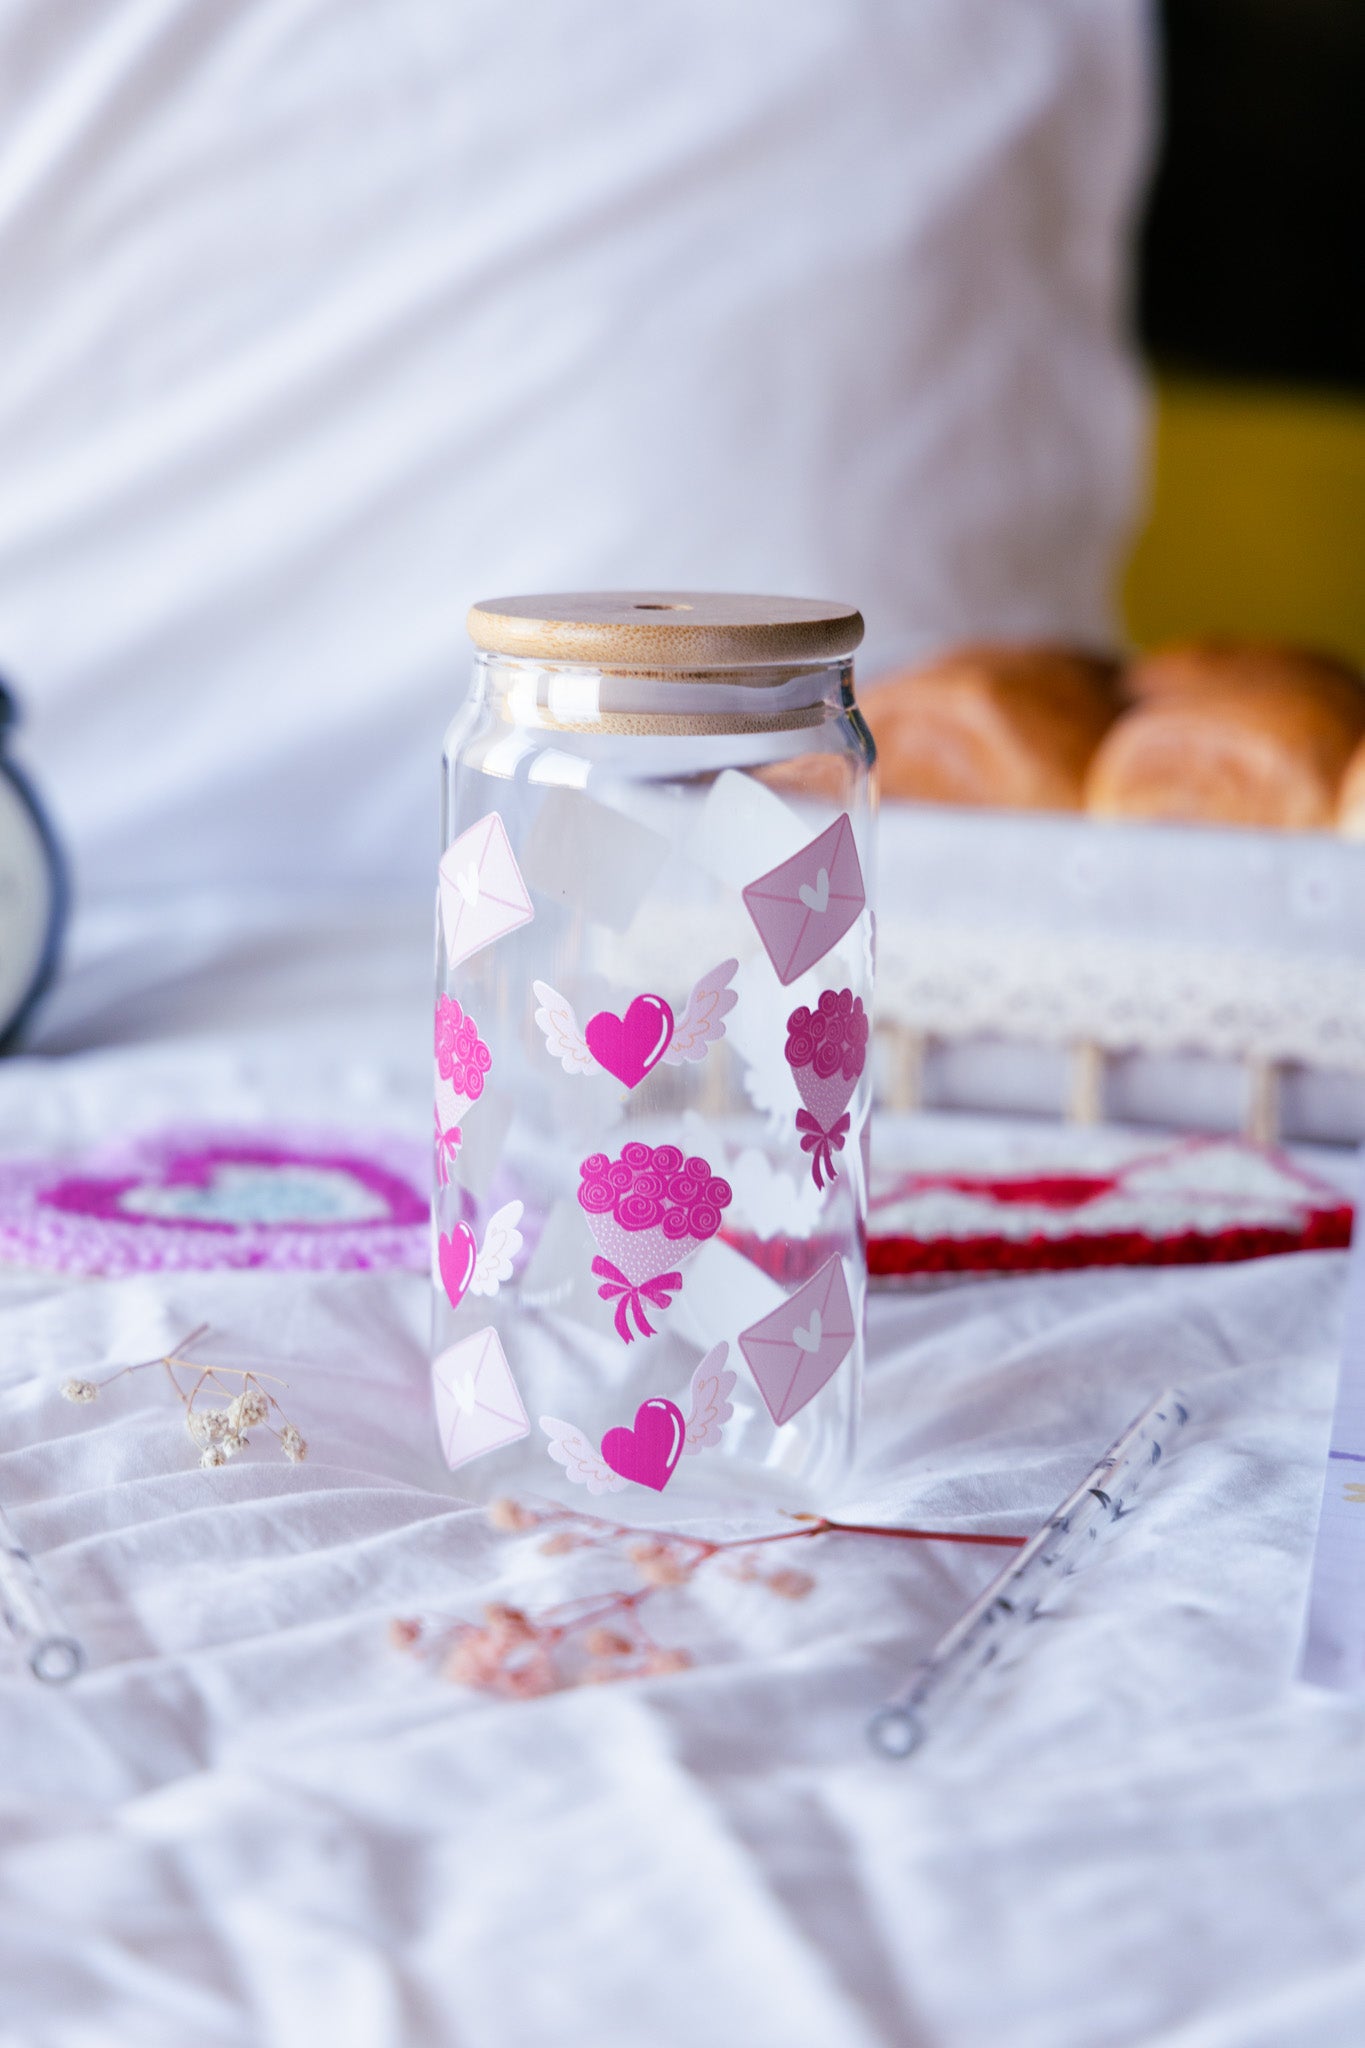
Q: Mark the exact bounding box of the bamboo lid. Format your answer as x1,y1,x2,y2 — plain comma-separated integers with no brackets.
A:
466,590,864,669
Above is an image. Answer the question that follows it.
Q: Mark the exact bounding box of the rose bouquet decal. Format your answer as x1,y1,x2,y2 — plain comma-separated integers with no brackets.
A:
785,988,868,1189
434,995,493,1185
577,1142,732,1342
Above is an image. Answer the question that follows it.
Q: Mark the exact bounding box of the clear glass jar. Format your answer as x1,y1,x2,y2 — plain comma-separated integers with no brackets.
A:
432,592,874,1522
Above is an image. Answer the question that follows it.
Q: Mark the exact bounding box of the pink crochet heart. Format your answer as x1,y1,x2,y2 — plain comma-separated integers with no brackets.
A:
585,995,674,1089
600,1397,686,1490
437,1222,478,1308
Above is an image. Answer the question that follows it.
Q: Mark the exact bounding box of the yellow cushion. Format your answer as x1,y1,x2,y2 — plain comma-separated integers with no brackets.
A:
1123,378,1365,667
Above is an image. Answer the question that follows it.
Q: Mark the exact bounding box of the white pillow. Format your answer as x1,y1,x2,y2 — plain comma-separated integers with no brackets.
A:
0,0,1151,900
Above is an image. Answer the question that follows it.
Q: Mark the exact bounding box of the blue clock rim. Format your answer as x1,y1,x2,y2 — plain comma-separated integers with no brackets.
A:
0,753,67,1055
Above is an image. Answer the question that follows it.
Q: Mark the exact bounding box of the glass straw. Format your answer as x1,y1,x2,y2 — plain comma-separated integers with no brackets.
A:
869,1387,1189,1758
0,1501,84,1684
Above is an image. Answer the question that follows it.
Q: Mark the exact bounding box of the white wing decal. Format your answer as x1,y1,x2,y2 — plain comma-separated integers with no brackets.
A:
683,1343,736,1453
470,1200,524,1296
540,1416,627,1494
532,981,596,1075
661,959,738,1065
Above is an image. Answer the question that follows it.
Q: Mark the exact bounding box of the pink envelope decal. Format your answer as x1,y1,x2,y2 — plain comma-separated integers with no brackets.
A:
737,1253,855,1425
741,814,865,986
438,812,534,969
432,1328,530,1470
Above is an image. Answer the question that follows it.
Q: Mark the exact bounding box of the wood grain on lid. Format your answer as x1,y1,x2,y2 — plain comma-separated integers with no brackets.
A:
466,590,864,668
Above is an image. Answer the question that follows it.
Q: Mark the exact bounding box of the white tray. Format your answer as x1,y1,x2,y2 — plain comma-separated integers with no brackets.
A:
875,805,1365,1146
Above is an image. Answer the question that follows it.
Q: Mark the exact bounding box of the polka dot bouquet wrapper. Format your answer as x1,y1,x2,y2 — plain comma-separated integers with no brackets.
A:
785,988,869,1188
577,1142,733,1341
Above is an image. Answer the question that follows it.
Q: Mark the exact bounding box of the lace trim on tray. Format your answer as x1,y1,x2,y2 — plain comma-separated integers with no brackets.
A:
875,921,1365,1073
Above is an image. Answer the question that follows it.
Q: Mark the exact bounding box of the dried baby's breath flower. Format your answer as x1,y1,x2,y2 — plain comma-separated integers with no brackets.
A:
388,1618,423,1651
537,1531,582,1557
57,1326,312,1479
487,1497,537,1534
230,1387,270,1430
766,1568,815,1601
187,1406,232,1448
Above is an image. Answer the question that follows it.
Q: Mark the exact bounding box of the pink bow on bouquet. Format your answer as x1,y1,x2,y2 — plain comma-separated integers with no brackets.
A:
433,1110,463,1187
796,1109,851,1192
591,1257,684,1344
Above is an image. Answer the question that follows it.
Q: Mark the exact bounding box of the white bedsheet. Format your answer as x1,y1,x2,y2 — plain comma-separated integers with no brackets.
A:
1,901,1362,2048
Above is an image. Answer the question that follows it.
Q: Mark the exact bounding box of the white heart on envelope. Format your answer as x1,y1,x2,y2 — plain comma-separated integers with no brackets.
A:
798,869,830,915
452,1370,478,1416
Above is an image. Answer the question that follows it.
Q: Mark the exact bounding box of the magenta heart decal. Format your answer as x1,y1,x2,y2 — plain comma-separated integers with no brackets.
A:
585,995,674,1089
600,1397,686,1491
438,1222,478,1308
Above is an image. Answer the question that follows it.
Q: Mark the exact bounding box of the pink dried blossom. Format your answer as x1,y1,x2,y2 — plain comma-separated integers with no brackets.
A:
441,1633,506,1687
501,1661,558,1700
628,1540,690,1588
396,1499,1033,1705
642,1648,692,1676
487,1497,537,1534
584,1628,633,1658
483,1603,535,1648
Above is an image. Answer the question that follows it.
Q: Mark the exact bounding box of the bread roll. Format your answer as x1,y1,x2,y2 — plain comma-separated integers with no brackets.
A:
1126,638,1365,721
1336,732,1365,837
864,644,1121,811
1088,642,1365,831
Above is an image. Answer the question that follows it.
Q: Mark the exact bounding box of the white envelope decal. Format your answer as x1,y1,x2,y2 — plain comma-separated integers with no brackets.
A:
438,812,534,969
432,1327,530,1470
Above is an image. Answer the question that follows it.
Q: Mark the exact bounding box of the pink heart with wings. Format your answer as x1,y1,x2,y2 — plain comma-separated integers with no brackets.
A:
532,962,737,1085
584,996,674,1089
539,1346,736,1495
600,1398,686,1490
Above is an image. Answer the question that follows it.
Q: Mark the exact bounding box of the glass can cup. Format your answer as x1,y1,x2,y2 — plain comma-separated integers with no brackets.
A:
433,592,875,1521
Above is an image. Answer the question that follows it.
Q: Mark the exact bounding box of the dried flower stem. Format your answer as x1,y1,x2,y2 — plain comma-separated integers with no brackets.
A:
396,1497,1028,1700
786,1514,1027,1549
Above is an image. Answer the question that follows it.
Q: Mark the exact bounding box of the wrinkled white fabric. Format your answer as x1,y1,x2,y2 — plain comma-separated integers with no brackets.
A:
0,0,1149,899
0,899,1361,2048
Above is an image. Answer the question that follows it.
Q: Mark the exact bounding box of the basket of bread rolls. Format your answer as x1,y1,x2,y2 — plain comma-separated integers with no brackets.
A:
866,637,1365,832
865,638,1365,1147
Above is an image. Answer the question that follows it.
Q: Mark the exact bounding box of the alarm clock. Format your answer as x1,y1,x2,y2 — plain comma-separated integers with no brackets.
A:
0,680,65,1051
